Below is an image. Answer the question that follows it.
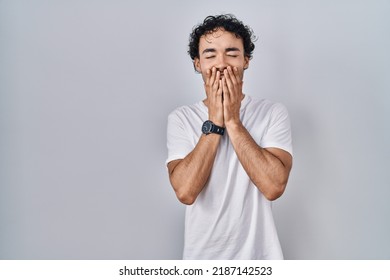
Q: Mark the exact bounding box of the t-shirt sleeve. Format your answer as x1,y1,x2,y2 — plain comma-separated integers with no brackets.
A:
260,103,293,156
165,110,194,165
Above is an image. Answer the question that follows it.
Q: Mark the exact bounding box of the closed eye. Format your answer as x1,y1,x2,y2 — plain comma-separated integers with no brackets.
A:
226,47,241,57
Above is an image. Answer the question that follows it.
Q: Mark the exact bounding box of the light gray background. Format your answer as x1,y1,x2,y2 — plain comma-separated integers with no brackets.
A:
1,0,389,259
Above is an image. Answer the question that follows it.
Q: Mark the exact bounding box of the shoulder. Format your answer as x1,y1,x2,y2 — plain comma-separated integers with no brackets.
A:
167,101,207,131
168,102,204,119
245,96,289,118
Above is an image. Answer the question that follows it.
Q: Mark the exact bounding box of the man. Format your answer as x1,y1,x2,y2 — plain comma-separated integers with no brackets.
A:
166,14,293,260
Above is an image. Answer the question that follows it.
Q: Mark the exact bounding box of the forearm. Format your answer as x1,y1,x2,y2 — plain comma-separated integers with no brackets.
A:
168,133,221,205
226,121,291,200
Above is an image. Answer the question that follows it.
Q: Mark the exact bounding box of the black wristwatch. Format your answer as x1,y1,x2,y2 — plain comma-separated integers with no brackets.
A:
202,120,225,135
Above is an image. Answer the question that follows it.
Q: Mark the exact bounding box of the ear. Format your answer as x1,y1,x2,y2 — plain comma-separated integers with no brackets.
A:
194,57,201,73
243,56,250,70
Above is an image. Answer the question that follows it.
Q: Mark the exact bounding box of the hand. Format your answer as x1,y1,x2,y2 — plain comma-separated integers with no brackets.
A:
222,66,243,126
204,67,224,126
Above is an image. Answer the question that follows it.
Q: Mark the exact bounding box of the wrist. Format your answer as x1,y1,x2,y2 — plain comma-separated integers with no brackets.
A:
225,119,242,131
210,120,224,127
208,116,224,127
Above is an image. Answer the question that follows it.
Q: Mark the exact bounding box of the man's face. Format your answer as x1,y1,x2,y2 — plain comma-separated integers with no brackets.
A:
194,28,249,82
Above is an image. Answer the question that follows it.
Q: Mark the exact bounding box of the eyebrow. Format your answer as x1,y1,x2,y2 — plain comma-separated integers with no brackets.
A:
202,48,216,54
202,47,241,55
226,47,240,52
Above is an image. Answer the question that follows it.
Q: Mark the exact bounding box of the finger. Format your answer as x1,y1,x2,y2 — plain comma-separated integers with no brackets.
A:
227,66,238,85
212,70,220,93
234,67,244,92
233,67,241,83
209,67,217,86
221,76,229,102
217,79,223,98
205,68,211,85
225,66,240,84
224,68,235,99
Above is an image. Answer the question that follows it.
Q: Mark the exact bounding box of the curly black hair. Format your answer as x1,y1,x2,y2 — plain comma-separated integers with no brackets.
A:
188,14,256,61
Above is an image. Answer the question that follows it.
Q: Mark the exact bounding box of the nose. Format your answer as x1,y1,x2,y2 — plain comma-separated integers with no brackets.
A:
215,55,227,72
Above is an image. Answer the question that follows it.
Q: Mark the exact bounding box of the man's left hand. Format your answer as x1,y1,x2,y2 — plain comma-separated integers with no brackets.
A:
222,66,244,127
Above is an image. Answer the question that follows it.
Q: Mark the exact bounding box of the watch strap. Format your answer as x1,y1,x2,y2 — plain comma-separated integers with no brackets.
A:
210,124,225,135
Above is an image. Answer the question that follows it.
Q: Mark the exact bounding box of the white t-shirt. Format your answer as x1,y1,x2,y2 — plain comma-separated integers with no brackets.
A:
166,95,293,260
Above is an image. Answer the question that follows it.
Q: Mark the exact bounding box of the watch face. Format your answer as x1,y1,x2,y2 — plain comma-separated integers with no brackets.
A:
202,121,212,134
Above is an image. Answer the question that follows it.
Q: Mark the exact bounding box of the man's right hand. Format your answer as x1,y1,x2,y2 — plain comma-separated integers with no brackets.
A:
169,69,225,205
204,67,224,127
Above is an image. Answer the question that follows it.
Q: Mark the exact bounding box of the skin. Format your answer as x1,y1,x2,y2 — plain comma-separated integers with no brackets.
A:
168,28,292,205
